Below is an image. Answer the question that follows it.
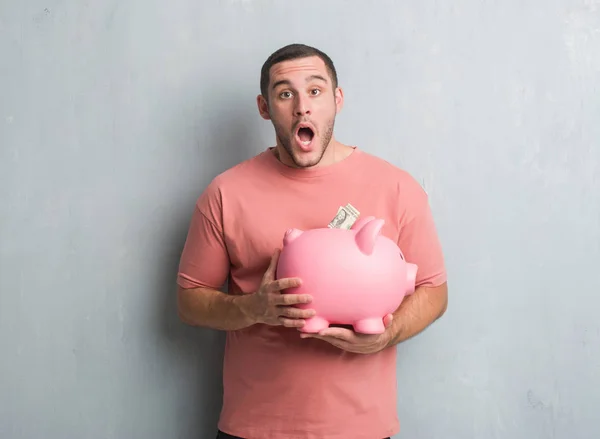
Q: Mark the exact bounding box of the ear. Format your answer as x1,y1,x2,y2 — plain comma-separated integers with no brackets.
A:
354,218,384,255
351,216,375,231
334,87,344,114
283,228,303,246
257,94,271,120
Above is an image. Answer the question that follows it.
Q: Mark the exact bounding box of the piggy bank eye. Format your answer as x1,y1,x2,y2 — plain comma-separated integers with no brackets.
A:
399,251,404,260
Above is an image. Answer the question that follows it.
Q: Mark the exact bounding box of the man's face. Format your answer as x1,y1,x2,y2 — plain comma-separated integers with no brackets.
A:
257,56,343,168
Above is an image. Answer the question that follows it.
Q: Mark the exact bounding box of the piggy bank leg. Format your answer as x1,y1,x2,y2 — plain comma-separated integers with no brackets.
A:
353,318,385,334
299,316,330,333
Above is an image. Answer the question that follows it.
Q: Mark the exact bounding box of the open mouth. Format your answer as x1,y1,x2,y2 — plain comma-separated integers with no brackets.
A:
296,125,315,147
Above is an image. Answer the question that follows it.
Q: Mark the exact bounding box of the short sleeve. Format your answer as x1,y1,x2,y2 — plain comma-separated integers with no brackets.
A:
177,181,230,290
397,178,447,288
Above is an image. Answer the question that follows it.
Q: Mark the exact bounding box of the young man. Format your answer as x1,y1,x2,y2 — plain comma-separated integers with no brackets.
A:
177,44,448,439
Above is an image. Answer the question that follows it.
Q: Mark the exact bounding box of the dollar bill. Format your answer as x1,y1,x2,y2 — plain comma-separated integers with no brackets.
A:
344,203,359,219
327,203,360,230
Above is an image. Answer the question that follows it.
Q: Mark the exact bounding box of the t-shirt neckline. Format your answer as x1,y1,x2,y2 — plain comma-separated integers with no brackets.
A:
262,146,362,179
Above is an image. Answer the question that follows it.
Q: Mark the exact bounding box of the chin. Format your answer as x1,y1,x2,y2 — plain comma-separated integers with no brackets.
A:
291,149,324,168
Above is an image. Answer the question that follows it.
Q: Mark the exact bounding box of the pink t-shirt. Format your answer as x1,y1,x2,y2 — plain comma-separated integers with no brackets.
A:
177,147,447,439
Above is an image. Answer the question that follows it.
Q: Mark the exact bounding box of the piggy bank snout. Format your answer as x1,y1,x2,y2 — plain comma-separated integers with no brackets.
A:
405,263,418,295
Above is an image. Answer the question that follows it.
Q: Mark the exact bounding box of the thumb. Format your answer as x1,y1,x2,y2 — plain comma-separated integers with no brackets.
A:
263,248,281,280
383,314,394,328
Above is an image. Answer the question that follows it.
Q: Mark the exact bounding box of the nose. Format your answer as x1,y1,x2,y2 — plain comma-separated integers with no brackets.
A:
294,95,311,116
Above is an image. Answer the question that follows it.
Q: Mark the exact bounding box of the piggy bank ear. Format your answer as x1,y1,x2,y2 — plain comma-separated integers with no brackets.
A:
283,228,303,246
351,216,376,231
355,218,384,255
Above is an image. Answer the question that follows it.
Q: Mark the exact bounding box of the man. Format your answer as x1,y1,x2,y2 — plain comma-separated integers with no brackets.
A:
176,43,448,439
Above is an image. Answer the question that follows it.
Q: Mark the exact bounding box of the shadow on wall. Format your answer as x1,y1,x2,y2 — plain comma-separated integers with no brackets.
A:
152,87,261,438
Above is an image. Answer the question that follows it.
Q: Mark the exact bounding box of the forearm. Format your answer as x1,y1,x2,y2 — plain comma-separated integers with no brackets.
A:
385,282,448,348
177,286,256,331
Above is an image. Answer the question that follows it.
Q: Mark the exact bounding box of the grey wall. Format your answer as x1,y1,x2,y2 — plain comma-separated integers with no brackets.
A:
1,1,599,438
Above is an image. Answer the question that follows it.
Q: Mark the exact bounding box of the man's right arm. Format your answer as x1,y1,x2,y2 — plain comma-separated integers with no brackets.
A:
177,286,255,331
177,249,314,331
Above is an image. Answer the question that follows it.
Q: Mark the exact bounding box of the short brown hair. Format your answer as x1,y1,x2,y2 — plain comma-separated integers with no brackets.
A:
260,43,338,98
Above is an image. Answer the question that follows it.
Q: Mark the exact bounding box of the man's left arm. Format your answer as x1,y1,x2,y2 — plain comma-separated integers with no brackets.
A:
384,281,448,348
383,175,448,349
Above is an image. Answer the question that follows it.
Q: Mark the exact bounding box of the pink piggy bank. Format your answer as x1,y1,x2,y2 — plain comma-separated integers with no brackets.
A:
276,216,418,334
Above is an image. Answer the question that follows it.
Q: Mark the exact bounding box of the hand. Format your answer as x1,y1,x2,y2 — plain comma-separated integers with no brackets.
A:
300,314,395,354
238,249,315,328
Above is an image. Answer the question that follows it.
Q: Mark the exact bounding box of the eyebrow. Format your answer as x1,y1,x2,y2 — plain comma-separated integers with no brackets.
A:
271,74,329,90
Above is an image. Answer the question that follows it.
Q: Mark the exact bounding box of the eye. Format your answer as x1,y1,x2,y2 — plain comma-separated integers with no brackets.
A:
279,91,293,99
310,89,320,96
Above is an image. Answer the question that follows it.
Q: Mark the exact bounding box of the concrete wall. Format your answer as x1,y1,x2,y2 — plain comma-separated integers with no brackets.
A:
1,1,598,437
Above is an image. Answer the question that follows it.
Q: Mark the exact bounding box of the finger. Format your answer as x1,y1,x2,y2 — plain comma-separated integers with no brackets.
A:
269,277,302,292
300,334,350,350
278,306,316,319
314,327,356,341
275,293,312,306
279,317,306,328
262,249,281,281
